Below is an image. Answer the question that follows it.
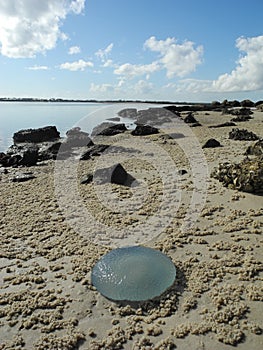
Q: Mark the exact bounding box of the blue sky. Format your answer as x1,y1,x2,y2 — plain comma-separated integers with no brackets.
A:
0,0,263,102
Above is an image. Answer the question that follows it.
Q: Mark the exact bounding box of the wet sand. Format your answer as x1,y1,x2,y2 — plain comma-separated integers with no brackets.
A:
0,109,262,349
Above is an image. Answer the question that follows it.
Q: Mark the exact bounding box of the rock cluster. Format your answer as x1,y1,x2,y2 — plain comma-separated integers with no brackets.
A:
231,115,253,122
211,158,263,193
0,126,94,167
229,107,253,116
229,128,259,141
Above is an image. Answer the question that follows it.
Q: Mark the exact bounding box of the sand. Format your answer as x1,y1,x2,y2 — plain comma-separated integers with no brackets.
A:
0,108,262,349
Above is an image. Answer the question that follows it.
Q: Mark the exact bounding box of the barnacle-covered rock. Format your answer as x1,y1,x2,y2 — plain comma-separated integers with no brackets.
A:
231,115,253,122
245,140,263,157
229,128,259,141
211,158,263,194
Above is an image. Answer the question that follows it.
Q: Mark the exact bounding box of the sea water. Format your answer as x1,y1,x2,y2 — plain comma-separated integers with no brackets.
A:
0,102,152,152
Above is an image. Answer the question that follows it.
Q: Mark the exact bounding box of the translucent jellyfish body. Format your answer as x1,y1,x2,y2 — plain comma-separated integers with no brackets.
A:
91,246,176,301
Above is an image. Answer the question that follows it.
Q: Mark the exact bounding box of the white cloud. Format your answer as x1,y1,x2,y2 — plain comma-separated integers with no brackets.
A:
133,80,154,95
96,43,114,62
90,82,114,93
114,62,160,79
60,59,93,71
144,36,203,78
69,0,85,14
212,35,263,91
103,59,115,68
0,0,86,58
170,35,263,94
27,65,49,70
164,79,212,93
68,46,81,55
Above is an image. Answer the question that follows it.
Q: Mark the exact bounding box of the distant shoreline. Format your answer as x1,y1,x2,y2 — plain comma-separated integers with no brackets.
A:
0,97,207,105
0,97,261,108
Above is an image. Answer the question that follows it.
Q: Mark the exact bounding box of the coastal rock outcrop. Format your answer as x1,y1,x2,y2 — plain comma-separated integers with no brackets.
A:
136,108,173,125
229,128,259,141
13,126,60,144
131,124,159,136
1,145,39,167
37,142,62,161
117,108,137,119
91,122,127,136
64,127,94,147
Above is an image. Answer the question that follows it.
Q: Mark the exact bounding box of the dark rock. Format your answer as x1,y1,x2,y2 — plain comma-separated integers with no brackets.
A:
231,115,253,122
118,108,137,119
12,172,36,182
18,147,39,166
229,107,253,116
80,144,109,160
240,99,254,107
107,117,121,122
0,152,10,167
178,169,187,175
245,140,263,157
4,144,39,166
164,104,212,113
38,142,62,161
229,100,241,107
202,139,222,148
91,122,127,136
65,127,94,147
256,103,263,111
13,126,60,144
229,128,259,141
184,112,197,123
94,163,133,186
136,108,173,125
80,173,93,184
209,121,236,128
211,101,221,108
131,124,159,136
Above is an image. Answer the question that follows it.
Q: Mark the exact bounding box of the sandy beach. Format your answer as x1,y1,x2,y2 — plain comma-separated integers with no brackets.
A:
0,107,262,349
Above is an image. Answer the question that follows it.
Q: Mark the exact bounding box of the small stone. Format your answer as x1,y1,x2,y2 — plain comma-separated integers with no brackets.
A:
202,139,221,148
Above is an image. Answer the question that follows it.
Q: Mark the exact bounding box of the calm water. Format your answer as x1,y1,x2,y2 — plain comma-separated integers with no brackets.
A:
0,102,154,152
